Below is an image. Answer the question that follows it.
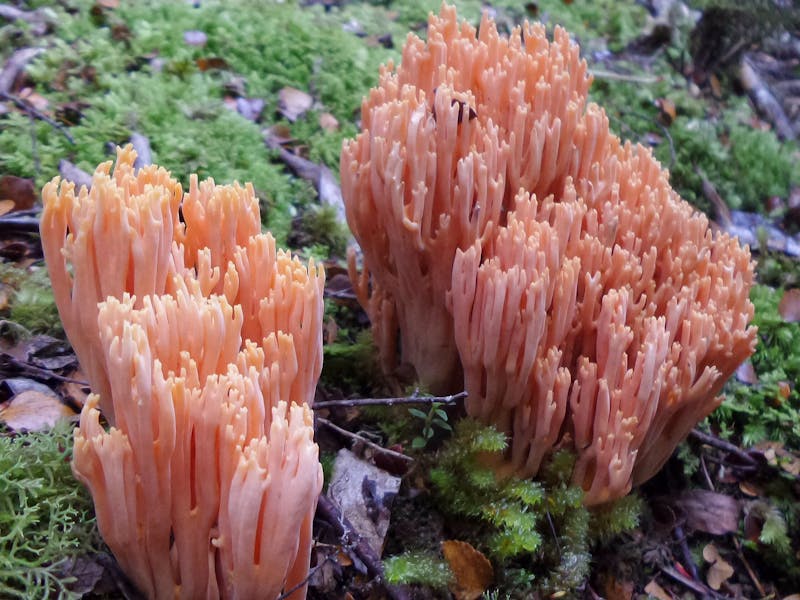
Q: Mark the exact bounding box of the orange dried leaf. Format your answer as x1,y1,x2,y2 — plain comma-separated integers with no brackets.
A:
702,544,734,590
644,579,673,600
279,87,313,122
0,389,77,431
778,288,800,322
441,540,493,600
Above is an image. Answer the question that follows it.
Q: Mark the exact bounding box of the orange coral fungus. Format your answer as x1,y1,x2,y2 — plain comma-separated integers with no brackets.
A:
41,146,324,420
343,3,756,503
341,3,590,392
73,293,322,599
41,148,325,598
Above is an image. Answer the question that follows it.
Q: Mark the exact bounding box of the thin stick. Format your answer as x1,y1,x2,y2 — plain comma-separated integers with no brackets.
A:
316,417,413,463
275,554,334,600
314,391,466,410
661,565,723,599
589,69,660,84
316,494,410,600
0,91,75,144
689,429,758,467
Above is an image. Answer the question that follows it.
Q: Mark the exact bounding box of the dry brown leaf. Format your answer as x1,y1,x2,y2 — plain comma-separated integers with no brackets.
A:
734,359,758,384
0,199,15,216
0,175,37,211
703,543,734,590
195,57,230,72
319,112,339,132
0,389,77,431
644,579,673,600
278,86,313,122
779,288,800,322
783,595,800,600
602,574,634,600
676,490,740,535
442,540,493,600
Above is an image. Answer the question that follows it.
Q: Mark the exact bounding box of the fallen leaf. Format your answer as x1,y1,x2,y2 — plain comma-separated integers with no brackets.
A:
236,97,264,122
196,57,230,71
738,481,762,497
0,199,15,216
442,540,493,600
0,175,36,211
778,288,800,322
278,86,313,121
602,573,633,600
0,389,77,431
655,98,676,126
18,88,49,111
676,490,740,535
183,30,207,46
319,112,339,132
644,579,673,600
702,544,733,590
734,360,758,384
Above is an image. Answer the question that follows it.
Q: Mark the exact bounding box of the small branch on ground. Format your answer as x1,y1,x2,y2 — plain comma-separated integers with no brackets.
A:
275,554,335,600
314,390,466,410
130,132,152,169
740,55,795,141
59,159,93,190
316,494,410,600
0,91,75,144
0,47,43,94
689,429,758,468
0,210,40,234
661,565,724,599
316,417,413,463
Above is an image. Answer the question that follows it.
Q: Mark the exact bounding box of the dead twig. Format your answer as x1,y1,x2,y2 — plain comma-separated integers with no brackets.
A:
58,159,93,190
316,417,413,463
740,55,795,141
661,565,723,599
689,428,759,468
589,69,661,84
0,47,43,94
130,132,152,169
275,553,335,600
314,390,466,410
316,494,410,600
0,91,75,144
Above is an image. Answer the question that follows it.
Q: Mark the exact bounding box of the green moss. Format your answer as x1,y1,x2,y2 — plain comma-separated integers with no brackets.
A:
0,264,62,337
0,422,102,599
383,551,452,589
713,285,800,450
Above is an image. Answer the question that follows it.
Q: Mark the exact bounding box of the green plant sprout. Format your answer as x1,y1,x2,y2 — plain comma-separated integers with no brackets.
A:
408,402,453,449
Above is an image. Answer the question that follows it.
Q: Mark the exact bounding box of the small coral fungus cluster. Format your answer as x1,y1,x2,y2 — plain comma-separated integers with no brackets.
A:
342,4,757,504
40,147,323,599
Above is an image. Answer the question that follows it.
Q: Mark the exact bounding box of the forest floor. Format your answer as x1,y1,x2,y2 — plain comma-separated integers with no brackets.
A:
0,0,799,598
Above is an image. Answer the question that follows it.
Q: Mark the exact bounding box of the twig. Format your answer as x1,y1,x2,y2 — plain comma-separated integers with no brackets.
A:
740,55,795,141
673,526,698,580
59,159,93,190
696,443,766,597
0,91,75,144
316,494,410,600
275,553,335,600
0,47,43,94
316,417,413,463
689,429,758,467
0,212,40,233
314,391,466,410
130,132,152,169
661,565,721,599
589,69,661,84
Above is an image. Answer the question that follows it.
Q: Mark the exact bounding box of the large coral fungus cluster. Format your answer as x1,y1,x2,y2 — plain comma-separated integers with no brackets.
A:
342,4,757,503
40,147,324,598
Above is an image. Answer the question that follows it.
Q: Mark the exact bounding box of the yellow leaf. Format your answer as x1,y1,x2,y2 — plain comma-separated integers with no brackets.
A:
441,540,493,600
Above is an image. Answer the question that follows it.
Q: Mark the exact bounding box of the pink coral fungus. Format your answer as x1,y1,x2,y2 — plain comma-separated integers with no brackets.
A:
342,4,757,503
41,147,324,597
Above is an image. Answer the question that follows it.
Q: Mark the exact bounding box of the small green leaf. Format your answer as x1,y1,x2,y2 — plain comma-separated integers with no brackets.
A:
408,408,428,419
